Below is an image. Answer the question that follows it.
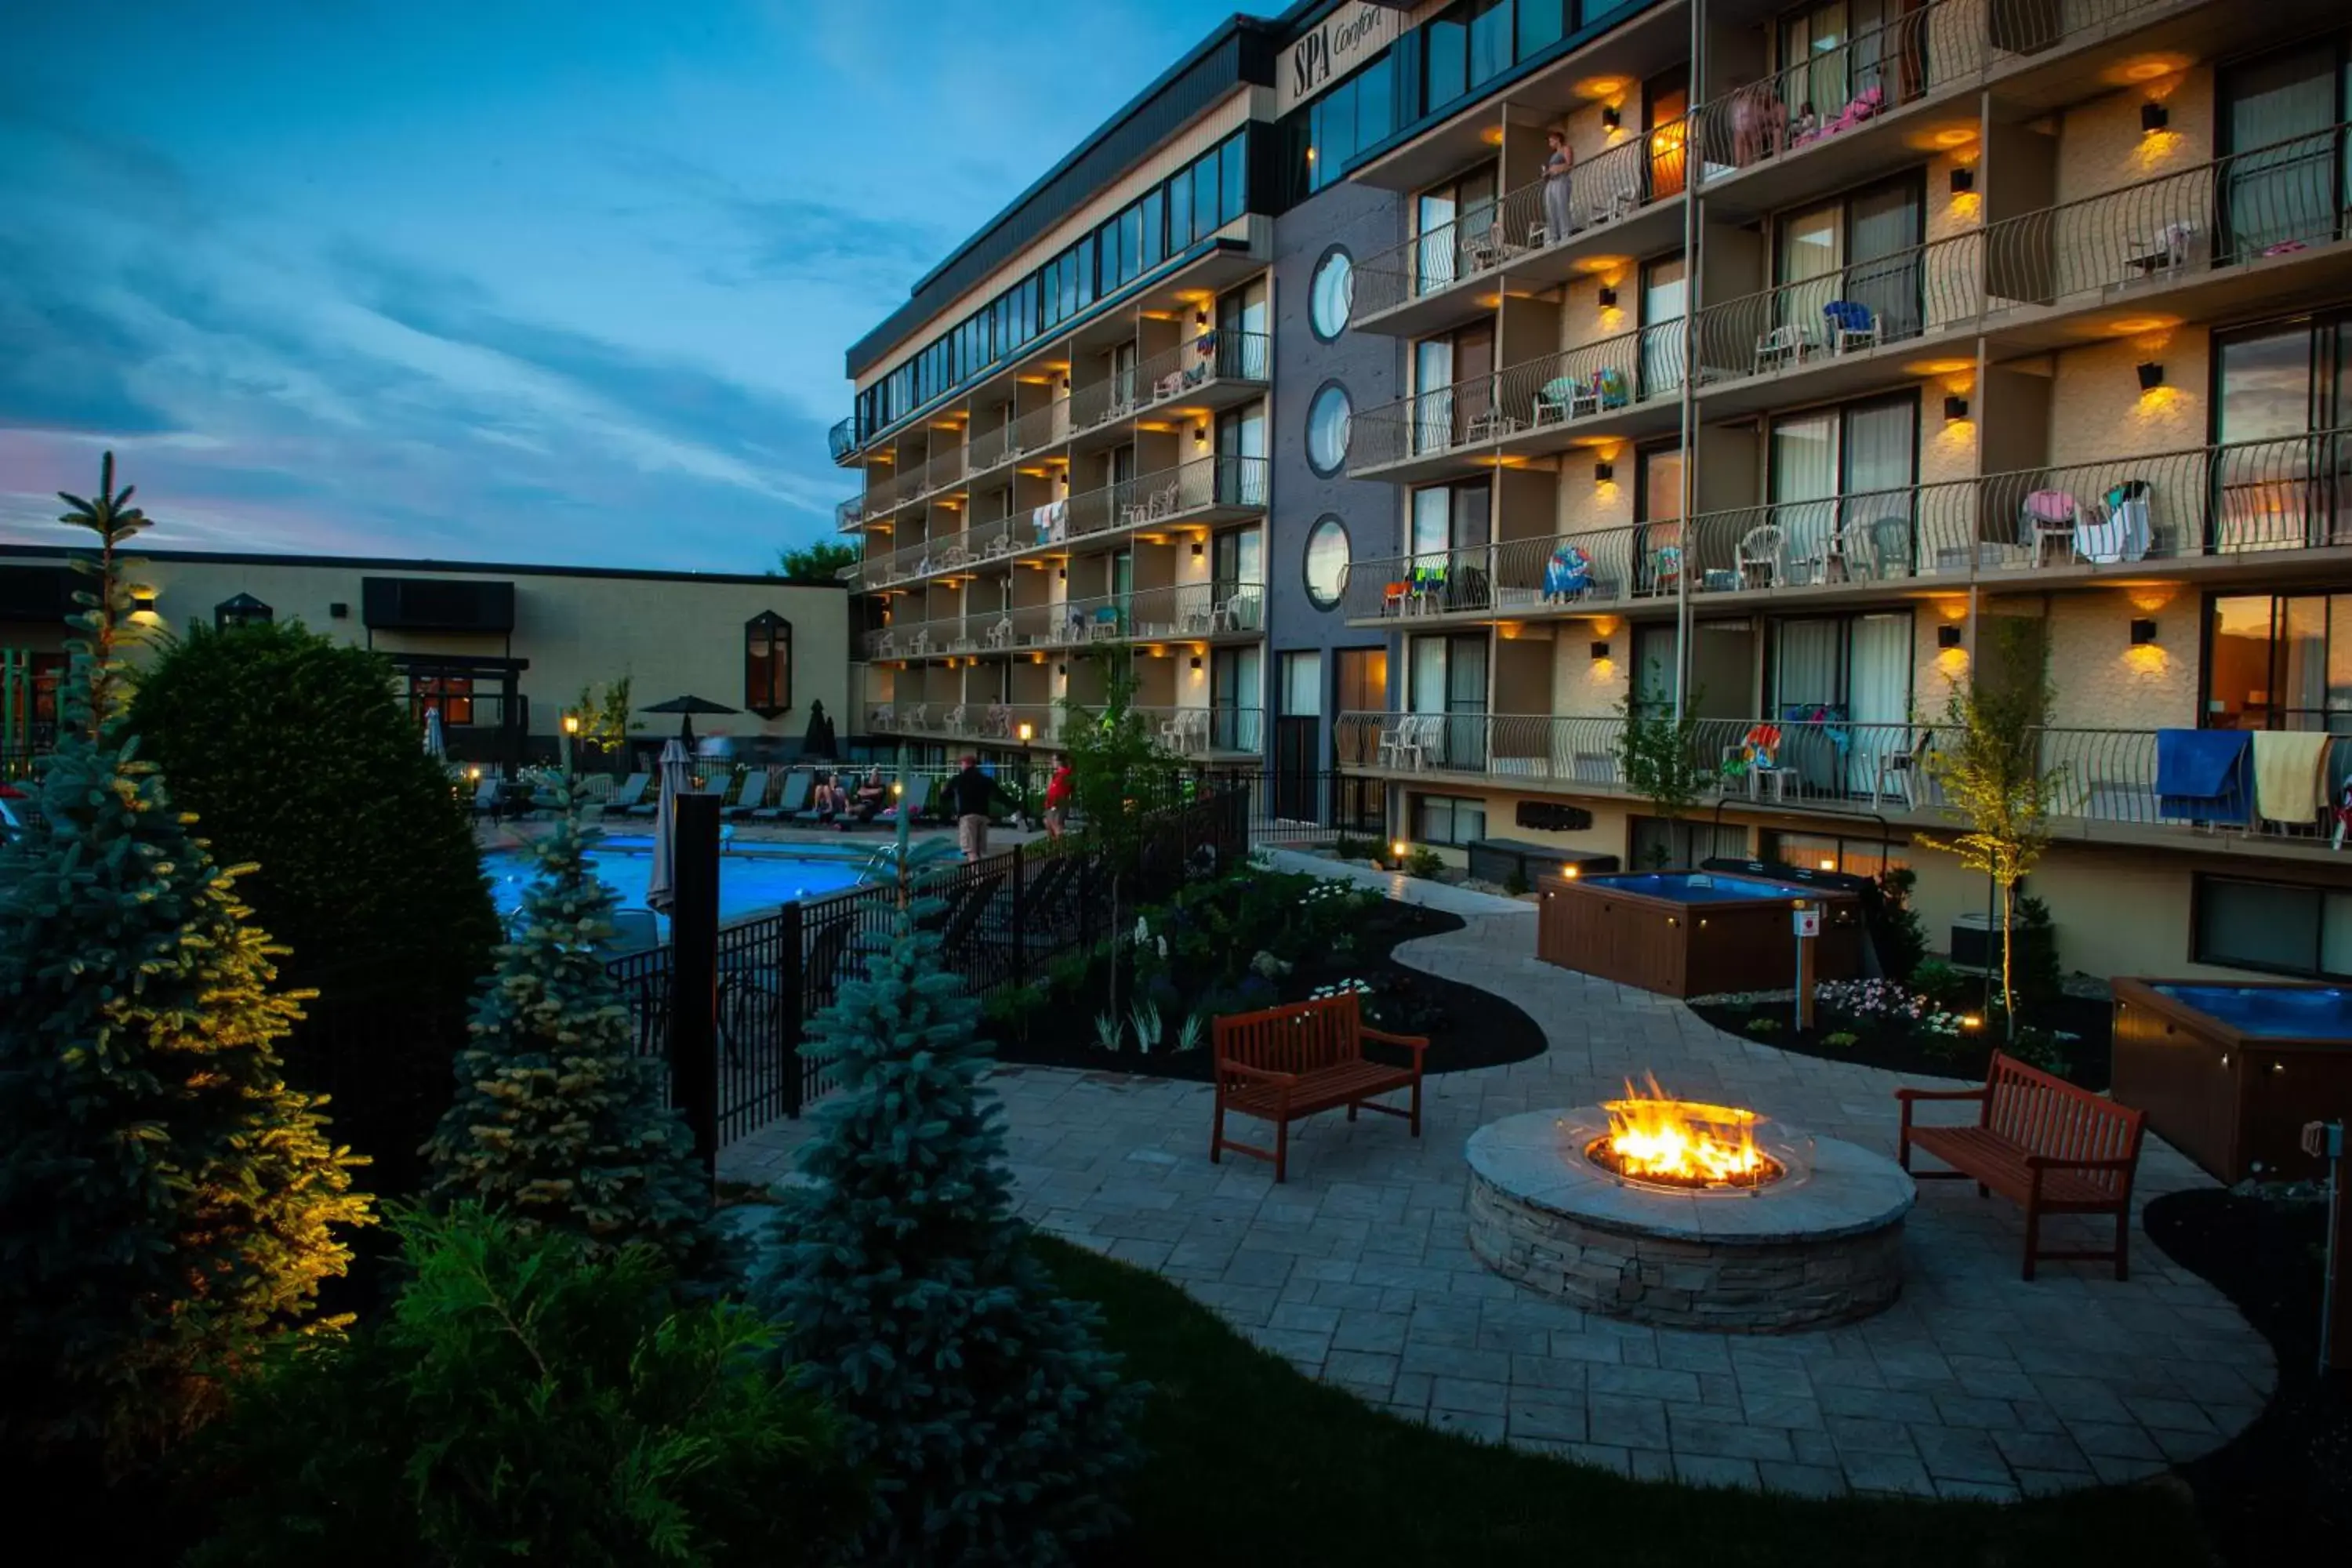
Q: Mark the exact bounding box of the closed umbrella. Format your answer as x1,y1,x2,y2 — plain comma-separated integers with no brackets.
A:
423,705,446,761
645,736,691,914
801,699,833,761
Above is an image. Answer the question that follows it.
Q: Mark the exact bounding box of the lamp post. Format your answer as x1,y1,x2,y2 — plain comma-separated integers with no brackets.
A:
561,711,579,779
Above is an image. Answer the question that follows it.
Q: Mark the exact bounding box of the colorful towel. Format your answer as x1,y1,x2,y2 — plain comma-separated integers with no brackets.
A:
2250,730,2333,823
2155,728,2253,823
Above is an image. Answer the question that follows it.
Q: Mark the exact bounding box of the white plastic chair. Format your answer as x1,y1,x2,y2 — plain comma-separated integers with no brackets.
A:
1737,524,1784,588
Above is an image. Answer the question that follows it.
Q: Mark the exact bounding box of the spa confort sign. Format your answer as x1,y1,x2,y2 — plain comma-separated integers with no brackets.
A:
1276,3,1399,114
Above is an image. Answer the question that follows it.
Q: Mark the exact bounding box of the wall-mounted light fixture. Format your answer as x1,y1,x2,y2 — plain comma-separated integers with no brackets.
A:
1949,166,1975,194
1189,655,1203,670
1596,285,1617,308
1942,394,1969,421
329,601,349,619
129,591,157,615
1055,662,1067,677
1600,104,1621,132
2129,618,2158,646
1056,566,1067,580
1593,460,1614,483
2140,101,2168,134
1937,624,1963,649
2136,361,2165,392
1590,640,1611,662
1193,423,1208,448
1190,540,1204,557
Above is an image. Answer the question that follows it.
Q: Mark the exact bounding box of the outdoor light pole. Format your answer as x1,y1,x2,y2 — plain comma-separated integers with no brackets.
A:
561,711,579,779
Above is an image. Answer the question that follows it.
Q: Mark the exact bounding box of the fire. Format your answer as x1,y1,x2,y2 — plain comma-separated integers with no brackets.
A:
1590,1076,1780,1189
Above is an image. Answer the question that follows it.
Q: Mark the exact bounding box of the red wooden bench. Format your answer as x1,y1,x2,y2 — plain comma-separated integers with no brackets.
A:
1211,993,1427,1184
1896,1051,2148,1280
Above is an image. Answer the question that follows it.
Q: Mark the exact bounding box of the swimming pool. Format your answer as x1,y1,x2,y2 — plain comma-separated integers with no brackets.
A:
484,841,868,924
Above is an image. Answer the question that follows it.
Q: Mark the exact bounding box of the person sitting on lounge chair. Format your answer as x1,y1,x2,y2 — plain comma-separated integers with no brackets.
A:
846,768,888,826
811,771,851,819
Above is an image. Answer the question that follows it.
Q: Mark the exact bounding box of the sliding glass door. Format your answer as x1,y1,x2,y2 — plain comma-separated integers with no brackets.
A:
1770,610,1915,793
2213,314,2352,550
1846,174,1924,342
1408,632,1488,768
1639,254,1686,400
2219,41,2347,264
1769,394,1918,578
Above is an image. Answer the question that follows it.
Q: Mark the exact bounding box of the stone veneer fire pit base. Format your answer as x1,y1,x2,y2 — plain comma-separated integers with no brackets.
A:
1466,1109,1916,1334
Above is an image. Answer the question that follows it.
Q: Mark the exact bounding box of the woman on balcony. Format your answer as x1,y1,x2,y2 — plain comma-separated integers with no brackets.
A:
1543,129,1576,245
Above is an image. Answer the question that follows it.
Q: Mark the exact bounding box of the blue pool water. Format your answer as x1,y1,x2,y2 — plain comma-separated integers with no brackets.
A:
485,842,867,924
1579,872,1820,905
2153,984,2352,1040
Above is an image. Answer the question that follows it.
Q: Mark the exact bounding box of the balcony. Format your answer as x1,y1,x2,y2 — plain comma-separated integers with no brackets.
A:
866,700,1265,760
865,582,1265,662
1067,330,1270,451
1346,325,1684,484
853,454,1269,592
1688,0,1986,220
1348,121,1691,340
1333,710,2352,858
1339,430,2352,627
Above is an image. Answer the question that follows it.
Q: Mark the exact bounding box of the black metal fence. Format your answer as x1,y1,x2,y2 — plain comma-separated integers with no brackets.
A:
605,786,1250,1142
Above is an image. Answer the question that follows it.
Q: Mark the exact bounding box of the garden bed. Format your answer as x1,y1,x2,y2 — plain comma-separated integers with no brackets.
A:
2144,1185,2348,1566
987,875,1546,1081
1687,980,2114,1091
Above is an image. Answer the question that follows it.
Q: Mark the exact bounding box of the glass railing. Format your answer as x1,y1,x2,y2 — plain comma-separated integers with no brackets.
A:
1350,118,1692,321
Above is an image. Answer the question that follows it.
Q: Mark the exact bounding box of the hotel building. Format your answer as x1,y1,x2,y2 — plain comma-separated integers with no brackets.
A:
833,0,2351,982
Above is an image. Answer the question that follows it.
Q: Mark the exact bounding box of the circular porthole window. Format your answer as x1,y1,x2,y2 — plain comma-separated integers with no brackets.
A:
1305,380,1352,477
1304,515,1351,610
1310,246,1354,340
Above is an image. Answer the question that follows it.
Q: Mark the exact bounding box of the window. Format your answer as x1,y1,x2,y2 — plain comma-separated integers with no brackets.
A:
2204,593,2352,731
1638,252,1686,398
1304,515,1351,609
411,675,474,727
1407,631,1488,768
744,612,792,717
1762,830,1907,879
1279,649,1323,717
1414,793,1487,846
2195,874,2352,978
1425,7,1468,110
1468,0,1512,88
1211,644,1262,752
2211,312,2352,551
1632,815,1748,869
214,593,273,630
1767,390,1918,572
1517,0,1565,59
1768,610,1915,794
1305,380,1353,475
2218,38,2350,262
1310,246,1354,339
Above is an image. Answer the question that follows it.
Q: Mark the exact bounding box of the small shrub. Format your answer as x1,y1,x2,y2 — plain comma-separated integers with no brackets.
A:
1911,956,1973,1011
1403,846,1445,879
1744,1016,1783,1036
1332,833,1384,862
2008,1023,2078,1078
2015,892,2065,1009
1504,867,1532,896
1873,867,1930,982
190,1205,856,1567
1824,1030,1860,1049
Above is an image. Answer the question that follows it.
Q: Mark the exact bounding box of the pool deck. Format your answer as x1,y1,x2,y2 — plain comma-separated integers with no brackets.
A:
724,901,2275,1502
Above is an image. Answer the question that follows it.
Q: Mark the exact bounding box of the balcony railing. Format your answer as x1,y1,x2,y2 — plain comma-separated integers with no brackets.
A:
1071,332,1271,436
1333,710,2352,841
866,701,1265,756
1350,118,1691,321
1695,229,1983,385
1338,431,2352,620
1690,0,1983,187
829,416,860,463
1983,122,2352,309
866,582,1265,660
834,496,864,533
1062,454,1269,540
1348,325,1680,473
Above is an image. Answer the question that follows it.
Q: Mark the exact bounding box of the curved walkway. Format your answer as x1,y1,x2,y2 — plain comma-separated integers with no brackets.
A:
724,902,2274,1502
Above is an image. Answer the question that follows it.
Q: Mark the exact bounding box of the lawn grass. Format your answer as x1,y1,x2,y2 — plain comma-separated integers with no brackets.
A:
1036,1234,2212,1568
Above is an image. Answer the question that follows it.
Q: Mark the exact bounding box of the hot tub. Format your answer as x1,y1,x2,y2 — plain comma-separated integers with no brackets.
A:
1537,870,1861,998
2111,978,2352,1182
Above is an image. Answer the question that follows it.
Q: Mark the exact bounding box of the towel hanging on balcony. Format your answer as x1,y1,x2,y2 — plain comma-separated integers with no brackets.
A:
2249,730,2333,824
2154,728,2253,825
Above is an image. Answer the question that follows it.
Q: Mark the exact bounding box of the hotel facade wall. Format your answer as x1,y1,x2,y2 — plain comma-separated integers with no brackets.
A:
0,552,849,747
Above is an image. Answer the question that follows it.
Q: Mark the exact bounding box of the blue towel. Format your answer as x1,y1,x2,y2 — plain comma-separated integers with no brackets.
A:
2155,728,2252,823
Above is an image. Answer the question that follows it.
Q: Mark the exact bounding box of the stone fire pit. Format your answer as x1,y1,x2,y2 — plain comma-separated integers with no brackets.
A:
1465,1105,1916,1333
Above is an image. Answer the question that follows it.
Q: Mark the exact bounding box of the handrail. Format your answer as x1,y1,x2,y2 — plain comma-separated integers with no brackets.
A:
1348,324,1673,472
1693,228,1983,384
1690,0,1984,185
1072,331,1271,434
1350,115,1693,319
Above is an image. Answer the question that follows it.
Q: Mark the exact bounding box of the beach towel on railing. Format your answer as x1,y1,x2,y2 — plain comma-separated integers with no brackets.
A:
1543,544,1592,600
2155,728,2253,824
1779,704,1849,791
2250,729,2334,825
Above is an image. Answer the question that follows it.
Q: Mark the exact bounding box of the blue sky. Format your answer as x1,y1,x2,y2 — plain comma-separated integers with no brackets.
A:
0,0,1251,571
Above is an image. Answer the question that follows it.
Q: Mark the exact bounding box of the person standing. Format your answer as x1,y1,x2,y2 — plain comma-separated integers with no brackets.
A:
1542,128,1576,244
1042,754,1073,840
940,754,1017,862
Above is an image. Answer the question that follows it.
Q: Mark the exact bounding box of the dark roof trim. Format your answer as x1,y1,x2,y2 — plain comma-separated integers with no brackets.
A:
845,11,1303,378
0,543,847,592
851,234,1254,451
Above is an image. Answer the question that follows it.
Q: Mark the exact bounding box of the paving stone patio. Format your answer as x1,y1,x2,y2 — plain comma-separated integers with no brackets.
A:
723,877,2275,1502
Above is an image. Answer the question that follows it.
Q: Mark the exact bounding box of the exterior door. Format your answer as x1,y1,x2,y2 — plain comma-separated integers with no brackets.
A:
1645,67,1690,200
1274,649,1322,821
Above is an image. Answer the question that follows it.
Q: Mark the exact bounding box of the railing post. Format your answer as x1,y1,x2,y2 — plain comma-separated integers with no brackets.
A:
667,791,722,1180
1010,841,1028,987
779,898,805,1119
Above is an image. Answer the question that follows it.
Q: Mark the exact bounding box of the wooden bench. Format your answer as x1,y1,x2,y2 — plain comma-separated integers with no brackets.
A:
1896,1052,2148,1280
1211,993,1427,1184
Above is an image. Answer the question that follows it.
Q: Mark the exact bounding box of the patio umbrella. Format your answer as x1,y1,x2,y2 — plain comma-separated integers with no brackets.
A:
644,736,691,914
422,706,446,761
639,692,739,745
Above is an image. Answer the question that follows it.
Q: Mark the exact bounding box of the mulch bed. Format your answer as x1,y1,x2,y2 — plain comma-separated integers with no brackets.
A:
1684,992,2114,1091
2143,1187,2348,1564
990,902,1547,1082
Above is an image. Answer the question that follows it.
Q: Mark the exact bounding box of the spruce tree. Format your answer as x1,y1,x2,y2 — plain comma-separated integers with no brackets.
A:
750,907,1142,1568
0,453,370,1464
424,779,718,1275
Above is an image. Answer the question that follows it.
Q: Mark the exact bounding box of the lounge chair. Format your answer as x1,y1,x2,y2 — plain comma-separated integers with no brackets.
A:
604,772,652,813
752,770,815,822
603,907,662,956
720,768,774,819
871,774,935,828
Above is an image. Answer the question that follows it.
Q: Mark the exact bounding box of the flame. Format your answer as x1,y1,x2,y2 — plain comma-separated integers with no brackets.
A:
1595,1076,1776,1188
